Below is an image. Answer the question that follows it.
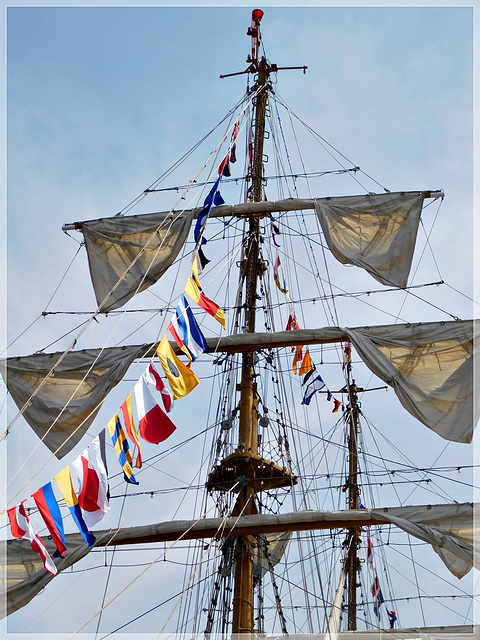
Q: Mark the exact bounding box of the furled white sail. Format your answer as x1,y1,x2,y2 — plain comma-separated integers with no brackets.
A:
68,191,435,312
0,345,148,458
2,320,477,458
314,191,424,288
253,532,292,580
81,210,193,312
346,320,479,444
325,568,346,640
2,503,476,619
1,531,102,618
380,502,478,578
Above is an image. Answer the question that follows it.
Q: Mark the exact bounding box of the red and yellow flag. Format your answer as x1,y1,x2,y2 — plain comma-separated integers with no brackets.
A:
184,274,226,329
121,393,142,469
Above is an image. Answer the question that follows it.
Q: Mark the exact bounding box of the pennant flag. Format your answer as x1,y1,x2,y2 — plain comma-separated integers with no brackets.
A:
218,153,231,178
184,273,226,328
371,573,385,618
367,538,373,565
55,466,95,546
221,159,231,177
271,220,281,248
134,375,176,444
286,314,300,354
192,249,210,277
371,576,381,597
230,140,237,164
273,256,288,294
373,588,385,617
107,413,139,484
327,390,332,401
121,393,142,469
156,335,200,399
32,482,66,558
194,176,222,246
70,431,110,529
333,398,342,413
169,295,209,363
168,315,188,360
8,501,57,575
286,314,299,332
145,360,173,412
342,343,352,371
301,374,326,406
218,121,239,177
302,368,315,386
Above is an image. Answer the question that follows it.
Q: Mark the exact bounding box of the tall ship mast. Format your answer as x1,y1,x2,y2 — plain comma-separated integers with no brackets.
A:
2,8,478,639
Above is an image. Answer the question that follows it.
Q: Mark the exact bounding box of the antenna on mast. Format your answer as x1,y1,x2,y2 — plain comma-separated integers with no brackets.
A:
220,9,307,80
247,8,264,62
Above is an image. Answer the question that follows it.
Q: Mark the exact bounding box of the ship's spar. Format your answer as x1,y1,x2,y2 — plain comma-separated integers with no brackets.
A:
3,9,478,638
211,14,363,628
219,12,295,631
27,11,474,635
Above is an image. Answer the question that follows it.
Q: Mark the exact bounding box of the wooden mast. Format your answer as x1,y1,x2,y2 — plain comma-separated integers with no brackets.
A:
207,9,299,634
209,10,361,634
345,372,362,630
232,10,266,634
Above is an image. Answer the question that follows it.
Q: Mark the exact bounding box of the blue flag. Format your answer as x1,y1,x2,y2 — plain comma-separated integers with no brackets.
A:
301,374,326,406
194,176,222,245
169,295,209,362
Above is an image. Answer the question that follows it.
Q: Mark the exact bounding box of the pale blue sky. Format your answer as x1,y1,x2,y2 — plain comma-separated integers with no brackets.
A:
2,3,478,637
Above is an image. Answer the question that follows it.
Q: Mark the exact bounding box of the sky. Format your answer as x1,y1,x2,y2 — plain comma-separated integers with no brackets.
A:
1,2,479,638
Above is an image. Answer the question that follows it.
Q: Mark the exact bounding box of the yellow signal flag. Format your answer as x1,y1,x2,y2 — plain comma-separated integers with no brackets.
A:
156,335,200,400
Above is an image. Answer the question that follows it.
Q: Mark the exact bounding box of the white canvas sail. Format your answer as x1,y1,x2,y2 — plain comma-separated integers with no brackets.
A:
2,502,476,619
81,210,193,312
346,319,479,443
314,191,425,288
0,345,148,458
325,568,346,640
2,320,477,458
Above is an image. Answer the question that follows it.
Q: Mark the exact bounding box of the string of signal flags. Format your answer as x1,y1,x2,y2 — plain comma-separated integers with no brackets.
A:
6,248,349,577
6,122,350,578
271,219,346,412
5,255,227,576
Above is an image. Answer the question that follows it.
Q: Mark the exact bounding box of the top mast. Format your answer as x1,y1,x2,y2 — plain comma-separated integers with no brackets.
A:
345,372,362,630
211,10,288,635
209,10,303,634
234,9,266,634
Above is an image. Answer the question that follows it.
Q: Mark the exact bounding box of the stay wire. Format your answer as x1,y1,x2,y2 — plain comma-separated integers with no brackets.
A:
276,97,340,327
42,243,84,313
94,483,130,639
360,411,460,504
114,95,249,218
1,244,84,357
96,574,213,639
2,101,256,503
275,91,389,194
63,482,241,640
395,196,445,319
